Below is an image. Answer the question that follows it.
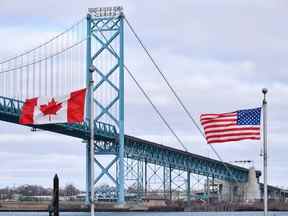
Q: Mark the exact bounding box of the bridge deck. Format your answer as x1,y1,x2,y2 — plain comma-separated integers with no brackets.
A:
0,96,251,182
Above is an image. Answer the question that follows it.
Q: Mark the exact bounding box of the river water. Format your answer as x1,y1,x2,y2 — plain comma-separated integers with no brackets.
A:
0,212,287,216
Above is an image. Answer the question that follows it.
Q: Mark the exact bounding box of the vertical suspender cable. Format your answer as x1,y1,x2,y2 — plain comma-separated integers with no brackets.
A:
78,39,81,89
64,33,67,94
0,64,1,95
11,60,13,98
4,63,7,96
13,58,17,98
44,47,46,96
61,37,64,94
3,63,5,96
67,33,70,92
26,55,29,98
39,47,42,96
47,46,49,96
20,56,23,100
69,32,72,92
67,33,70,93
56,39,59,96
70,32,73,91
51,42,54,96
0,64,2,96
5,63,6,96
6,61,9,97
77,26,80,89
77,39,80,89
2,63,4,96
16,58,19,98
33,50,36,97
50,45,52,96
7,61,9,97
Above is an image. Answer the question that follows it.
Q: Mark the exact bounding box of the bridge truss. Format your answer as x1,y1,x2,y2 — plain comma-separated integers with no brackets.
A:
0,96,251,203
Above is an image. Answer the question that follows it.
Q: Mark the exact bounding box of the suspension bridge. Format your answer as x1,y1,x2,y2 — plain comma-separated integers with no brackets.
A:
0,7,271,205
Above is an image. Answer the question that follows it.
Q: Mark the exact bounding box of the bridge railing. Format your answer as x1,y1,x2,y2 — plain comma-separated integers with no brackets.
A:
60,121,117,139
0,96,117,139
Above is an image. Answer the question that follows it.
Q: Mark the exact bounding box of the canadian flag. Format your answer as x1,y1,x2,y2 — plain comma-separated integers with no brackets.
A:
19,88,86,125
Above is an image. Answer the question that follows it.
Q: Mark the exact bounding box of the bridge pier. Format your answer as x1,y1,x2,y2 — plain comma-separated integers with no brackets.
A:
213,167,261,202
245,167,261,201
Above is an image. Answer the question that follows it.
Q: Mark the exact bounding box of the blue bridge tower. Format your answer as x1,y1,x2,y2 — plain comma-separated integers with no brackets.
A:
85,7,125,205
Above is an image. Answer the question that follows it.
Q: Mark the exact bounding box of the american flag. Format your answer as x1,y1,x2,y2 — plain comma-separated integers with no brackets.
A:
200,107,261,144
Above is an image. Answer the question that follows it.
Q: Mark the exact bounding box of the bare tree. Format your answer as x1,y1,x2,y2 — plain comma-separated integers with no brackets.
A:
62,184,80,196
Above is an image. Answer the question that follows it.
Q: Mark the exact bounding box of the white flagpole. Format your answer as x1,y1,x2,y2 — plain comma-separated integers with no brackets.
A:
262,88,268,216
89,66,96,216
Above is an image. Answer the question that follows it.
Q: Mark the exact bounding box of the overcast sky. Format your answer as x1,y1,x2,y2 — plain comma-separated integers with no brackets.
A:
0,0,288,190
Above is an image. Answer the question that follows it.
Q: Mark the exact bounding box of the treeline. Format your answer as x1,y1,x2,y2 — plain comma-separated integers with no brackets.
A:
0,184,80,200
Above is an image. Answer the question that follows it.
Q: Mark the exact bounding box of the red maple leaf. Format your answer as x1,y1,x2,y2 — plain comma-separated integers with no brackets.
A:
40,98,62,121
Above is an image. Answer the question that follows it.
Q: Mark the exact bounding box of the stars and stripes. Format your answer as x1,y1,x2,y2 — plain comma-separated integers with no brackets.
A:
200,107,261,144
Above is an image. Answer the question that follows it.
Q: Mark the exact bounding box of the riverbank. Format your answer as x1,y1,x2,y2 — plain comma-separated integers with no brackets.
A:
1,200,288,212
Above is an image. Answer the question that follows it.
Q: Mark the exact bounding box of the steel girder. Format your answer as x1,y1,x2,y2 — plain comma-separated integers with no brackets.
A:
124,136,249,183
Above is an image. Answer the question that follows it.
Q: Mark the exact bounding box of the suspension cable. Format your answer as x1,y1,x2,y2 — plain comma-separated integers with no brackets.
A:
94,22,188,152
0,39,86,74
0,18,85,65
124,16,241,184
125,65,188,152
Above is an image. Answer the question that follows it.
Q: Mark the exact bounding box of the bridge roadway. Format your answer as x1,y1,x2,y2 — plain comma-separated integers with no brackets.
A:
0,96,251,183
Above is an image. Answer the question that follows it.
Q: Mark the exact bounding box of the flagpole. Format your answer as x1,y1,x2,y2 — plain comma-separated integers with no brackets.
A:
89,65,96,216
262,88,268,216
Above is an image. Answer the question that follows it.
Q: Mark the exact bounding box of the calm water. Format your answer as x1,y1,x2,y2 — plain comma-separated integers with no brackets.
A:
0,212,287,216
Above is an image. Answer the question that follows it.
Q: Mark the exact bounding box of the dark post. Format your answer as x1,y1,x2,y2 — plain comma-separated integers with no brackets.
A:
169,166,172,201
53,174,59,216
187,171,191,204
144,160,147,198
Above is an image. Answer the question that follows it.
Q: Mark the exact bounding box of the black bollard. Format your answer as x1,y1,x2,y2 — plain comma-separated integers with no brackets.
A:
53,174,59,216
